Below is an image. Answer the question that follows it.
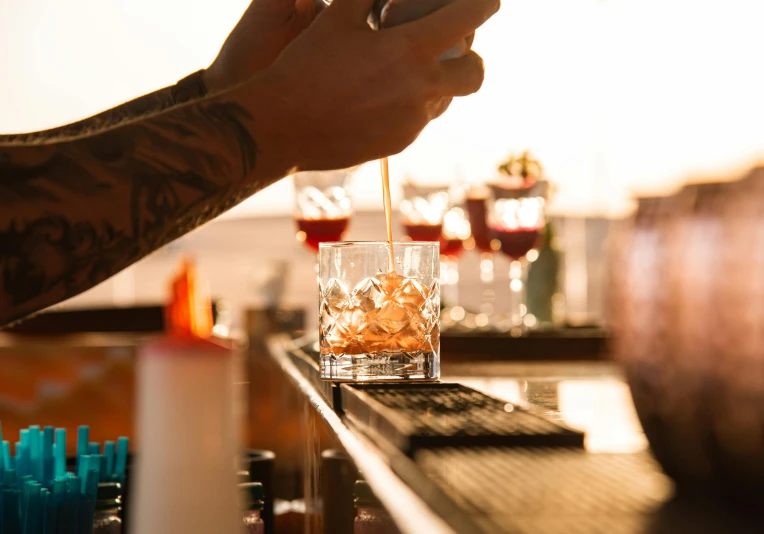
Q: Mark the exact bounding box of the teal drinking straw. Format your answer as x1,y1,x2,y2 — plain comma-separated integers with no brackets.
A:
41,489,51,534
28,427,41,484
41,429,53,488
75,427,89,475
2,442,11,472
3,489,20,534
0,426,127,533
114,438,128,482
96,455,107,482
76,456,89,493
64,477,79,534
103,441,115,480
22,481,41,534
52,479,66,534
3,470,16,488
53,430,65,479
83,465,99,534
15,445,28,480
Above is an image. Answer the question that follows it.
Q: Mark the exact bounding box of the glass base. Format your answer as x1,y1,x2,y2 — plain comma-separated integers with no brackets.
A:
320,351,439,382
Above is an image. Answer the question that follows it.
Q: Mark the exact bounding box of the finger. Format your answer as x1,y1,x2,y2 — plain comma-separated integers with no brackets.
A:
427,97,453,120
438,51,485,97
328,0,378,23
248,0,299,18
401,0,499,57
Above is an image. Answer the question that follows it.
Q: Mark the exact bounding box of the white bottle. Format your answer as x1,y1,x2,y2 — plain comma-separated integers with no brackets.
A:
130,262,241,534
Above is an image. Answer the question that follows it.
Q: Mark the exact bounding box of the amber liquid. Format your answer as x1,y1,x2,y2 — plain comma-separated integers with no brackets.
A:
296,216,350,251
319,157,439,381
380,158,396,274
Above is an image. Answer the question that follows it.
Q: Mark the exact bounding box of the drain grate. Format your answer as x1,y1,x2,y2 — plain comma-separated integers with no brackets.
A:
342,383,584,454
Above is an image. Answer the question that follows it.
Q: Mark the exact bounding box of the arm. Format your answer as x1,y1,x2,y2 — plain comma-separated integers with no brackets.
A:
0,0,497,327
0,78,287,327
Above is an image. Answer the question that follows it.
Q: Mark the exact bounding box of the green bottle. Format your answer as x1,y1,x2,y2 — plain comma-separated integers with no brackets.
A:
526,221,561,326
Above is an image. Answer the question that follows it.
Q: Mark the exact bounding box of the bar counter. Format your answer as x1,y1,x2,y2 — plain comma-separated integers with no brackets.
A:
267,334,763,534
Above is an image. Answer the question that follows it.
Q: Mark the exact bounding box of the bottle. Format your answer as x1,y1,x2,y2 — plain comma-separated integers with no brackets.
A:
243,450,276,534
92,482,122,534
354,481,399,534
241,482,265,534
526,221,562,326
130,260,240,534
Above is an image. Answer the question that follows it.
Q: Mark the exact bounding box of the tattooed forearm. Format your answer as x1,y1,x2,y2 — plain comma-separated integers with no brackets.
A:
0,91,270,327
0,86,177,146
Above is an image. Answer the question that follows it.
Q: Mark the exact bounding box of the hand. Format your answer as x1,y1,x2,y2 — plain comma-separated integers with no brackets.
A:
246,0,499,174
204,0,317,94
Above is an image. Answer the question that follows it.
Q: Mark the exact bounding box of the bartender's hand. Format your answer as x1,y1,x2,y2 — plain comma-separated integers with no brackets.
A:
246,0,499,173
204,0,317,94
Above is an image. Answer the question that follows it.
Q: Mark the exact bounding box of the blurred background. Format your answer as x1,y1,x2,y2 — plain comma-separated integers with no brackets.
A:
3,0,764,326
4,1,764,532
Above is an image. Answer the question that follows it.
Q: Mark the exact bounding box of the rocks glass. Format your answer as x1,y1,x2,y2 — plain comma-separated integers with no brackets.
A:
319,242,440,381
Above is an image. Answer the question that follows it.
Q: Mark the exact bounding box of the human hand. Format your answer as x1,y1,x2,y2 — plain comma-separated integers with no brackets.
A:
204,0,317,94
246,0,500,175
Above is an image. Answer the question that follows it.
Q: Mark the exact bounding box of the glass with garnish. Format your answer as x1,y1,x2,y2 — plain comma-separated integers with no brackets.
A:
488,181,547,331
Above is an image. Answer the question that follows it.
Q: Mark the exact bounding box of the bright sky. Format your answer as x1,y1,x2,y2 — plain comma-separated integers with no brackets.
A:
2,0,763,217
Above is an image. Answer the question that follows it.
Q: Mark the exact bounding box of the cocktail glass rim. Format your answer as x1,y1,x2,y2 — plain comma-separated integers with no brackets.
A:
318,241,439,249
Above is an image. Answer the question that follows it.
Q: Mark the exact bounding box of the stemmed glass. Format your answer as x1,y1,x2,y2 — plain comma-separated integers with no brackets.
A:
440,204,470,323
293,170,354,253
399,183,450,241
488,181,547,333
465,184,499,327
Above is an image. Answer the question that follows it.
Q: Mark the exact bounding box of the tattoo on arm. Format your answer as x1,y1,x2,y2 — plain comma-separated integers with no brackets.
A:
0,96,265,327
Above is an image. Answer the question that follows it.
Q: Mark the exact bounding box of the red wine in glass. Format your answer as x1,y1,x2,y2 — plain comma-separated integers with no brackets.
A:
491,226,541,260
440,237,464,258
466,195,492,253
296,217,350,252
403,222,443,242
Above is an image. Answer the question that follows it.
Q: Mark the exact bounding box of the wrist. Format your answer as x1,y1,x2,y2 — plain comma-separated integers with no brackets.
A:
228,72,300,181
200,67,224,98
172,70,208,104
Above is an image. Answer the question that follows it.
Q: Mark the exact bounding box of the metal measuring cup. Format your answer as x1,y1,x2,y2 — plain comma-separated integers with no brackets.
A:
317,0,474,59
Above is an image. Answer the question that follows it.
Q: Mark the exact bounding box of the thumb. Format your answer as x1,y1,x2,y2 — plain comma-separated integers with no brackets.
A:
327,0,378,24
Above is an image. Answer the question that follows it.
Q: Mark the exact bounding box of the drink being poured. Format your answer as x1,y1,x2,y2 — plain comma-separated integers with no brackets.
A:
380,157,396,274
317,0,475,380
318,241,440,381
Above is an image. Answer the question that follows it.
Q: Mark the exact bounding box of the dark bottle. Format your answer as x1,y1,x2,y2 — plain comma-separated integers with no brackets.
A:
241,482,265,534
353,481,399,534
92,482,122,534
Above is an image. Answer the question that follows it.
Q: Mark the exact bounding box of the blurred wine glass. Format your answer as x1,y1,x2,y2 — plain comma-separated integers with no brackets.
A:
465,184,500,327
293,170,354,252
440,199,471,323
488,181,547,333
400,183,450,241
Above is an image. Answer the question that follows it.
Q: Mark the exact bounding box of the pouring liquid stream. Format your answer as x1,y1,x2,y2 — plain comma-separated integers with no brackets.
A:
380,157,397,275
